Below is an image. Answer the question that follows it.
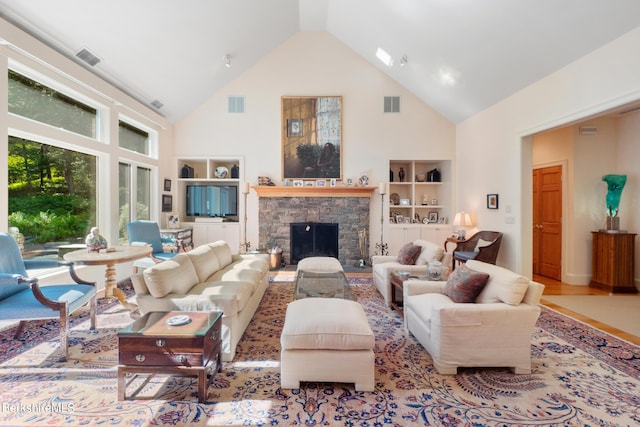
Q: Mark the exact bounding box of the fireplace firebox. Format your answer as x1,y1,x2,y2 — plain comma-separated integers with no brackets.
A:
290,223,338,264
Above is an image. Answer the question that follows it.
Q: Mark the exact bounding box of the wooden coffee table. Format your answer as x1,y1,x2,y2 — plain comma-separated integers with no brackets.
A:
389,272,429,315
117,311,222,402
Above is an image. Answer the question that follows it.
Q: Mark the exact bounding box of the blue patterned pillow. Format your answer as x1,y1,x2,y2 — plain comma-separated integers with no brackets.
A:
443,264,490,303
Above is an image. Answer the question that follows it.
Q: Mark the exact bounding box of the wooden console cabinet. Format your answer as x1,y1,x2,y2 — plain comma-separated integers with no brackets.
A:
590,231,637,293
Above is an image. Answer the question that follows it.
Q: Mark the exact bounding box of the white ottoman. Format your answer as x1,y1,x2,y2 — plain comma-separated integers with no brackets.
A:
280,298,375,391
296,256,343,273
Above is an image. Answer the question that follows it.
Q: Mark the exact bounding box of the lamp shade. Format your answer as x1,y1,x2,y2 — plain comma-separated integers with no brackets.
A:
453,212,473,227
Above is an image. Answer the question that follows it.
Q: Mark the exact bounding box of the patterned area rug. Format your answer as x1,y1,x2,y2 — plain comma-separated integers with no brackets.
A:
0,277,639,426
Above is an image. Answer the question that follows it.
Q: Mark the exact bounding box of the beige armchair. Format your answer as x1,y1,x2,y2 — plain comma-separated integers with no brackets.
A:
403,260,544,374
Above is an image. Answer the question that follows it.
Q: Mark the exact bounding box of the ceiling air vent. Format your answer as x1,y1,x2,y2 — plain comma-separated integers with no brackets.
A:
75,48,101,67
384,96,400,113
150,100,163,109
228,96,245,113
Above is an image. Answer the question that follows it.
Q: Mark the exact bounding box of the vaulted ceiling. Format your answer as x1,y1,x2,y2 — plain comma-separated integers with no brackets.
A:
1,0,640,124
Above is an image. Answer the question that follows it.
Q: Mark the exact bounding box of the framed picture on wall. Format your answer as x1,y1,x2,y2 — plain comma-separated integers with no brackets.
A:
164,179,171,192
162,195,173,212
487,194,499,209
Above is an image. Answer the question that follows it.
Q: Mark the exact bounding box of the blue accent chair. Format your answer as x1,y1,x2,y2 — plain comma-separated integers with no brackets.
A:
0,232,97,361
126,221,177,271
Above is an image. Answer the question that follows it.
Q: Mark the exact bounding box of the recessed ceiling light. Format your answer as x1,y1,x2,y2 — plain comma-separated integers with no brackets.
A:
399,55,408,67
376,48,393,67
223,54,231,68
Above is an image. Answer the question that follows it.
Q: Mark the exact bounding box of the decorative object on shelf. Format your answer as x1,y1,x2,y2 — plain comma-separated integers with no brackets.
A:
453,211,473,239
431,198,438,205
390,193,400,205
359,175,369,186
601,174,627,232
400,198,410,206
282,96,342,180
427,168,440,182
422,194,430,205
398,167,405,182
284,179,291,186
293,179,303,187
422,217,430,224
181,163,194,178
214,166,229,179
416,173,426,182
85,227,108,252
428,212,438,223
316,179,326,187
330,178,337,187
346,178,353,186
438,216,446,224
231,164,239,178
390,169,394,182
487,193,499,209
164,179,171,192
374,183,388,256
258,176,275,186
304,180,314,187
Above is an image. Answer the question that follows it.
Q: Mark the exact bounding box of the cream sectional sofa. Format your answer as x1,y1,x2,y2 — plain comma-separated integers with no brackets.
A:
131,240,269,362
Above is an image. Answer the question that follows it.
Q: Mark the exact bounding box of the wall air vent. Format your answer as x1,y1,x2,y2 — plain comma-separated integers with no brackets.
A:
75,48,101,67
150,100,163,109
228,96,245,113
384,96,400,113
579,125,597,135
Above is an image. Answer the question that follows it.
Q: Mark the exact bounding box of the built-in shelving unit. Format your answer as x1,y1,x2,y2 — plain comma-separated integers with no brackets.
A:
175,156,244,253
387,160,453,253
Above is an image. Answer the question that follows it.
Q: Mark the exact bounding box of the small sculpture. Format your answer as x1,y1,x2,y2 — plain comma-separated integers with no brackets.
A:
86,227,108,252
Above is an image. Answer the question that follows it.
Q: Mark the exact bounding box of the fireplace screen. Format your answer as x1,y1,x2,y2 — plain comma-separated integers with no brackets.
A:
290,223,338,264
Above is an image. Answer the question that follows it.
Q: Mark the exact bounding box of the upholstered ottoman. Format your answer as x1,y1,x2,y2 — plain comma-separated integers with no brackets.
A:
296,256,343,273
280,298,375,391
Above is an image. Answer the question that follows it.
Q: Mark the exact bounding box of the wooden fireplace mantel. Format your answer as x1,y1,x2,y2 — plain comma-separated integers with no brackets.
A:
251,185,376,198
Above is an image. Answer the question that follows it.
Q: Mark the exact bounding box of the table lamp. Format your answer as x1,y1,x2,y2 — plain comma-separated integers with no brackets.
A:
453,211,473,239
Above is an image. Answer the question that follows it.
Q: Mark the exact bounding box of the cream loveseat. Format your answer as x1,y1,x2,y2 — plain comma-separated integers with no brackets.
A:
371,239,451,307
403,260,544,375
131,240,269,362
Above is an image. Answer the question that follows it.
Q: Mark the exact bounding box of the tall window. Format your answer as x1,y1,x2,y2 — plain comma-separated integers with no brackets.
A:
118,162,152,243
8,70,97,138
8,136,97,250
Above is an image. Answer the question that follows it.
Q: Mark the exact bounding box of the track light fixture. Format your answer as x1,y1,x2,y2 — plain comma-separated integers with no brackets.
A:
223,54,231,68
399,55,408,67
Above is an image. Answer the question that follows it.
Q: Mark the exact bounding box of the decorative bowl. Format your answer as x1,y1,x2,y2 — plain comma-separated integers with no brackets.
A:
214,166,229,178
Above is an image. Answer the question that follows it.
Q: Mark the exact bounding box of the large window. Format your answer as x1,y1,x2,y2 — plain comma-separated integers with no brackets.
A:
8,70,97,138
8,136,97,251
118,162,152,243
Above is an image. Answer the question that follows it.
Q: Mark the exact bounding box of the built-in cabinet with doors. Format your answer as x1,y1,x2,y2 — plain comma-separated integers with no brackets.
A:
387,160,452,254
176,156,243,253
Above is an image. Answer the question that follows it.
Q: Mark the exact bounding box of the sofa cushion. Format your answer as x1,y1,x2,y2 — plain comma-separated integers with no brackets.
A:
142,253,199,298
209,265,262,290
189,280,254,312
209,240,233,268
467,260,530,305
397,243,422,265
414,239,445,265
281,299,374,351
186,244,221,283
443,264,489,303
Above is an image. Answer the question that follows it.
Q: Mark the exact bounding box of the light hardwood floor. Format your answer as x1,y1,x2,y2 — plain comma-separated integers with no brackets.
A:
535,274,640,346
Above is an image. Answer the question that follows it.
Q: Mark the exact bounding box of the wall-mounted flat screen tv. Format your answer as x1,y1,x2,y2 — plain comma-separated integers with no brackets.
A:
186,184,238,218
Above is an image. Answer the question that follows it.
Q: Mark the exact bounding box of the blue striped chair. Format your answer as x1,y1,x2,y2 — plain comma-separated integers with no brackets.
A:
0,232,97,361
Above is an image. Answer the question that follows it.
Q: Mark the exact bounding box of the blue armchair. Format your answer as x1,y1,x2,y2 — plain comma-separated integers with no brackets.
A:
0,232,97,361
126,221,177,271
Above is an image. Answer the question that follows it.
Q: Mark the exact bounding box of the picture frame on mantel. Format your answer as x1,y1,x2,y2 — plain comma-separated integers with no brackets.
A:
281,96,342,180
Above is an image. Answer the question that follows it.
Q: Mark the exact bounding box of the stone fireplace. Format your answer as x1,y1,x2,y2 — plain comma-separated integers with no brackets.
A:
254,186,374,266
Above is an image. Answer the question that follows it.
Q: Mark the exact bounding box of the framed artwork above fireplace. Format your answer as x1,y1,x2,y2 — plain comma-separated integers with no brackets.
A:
281,96,342,180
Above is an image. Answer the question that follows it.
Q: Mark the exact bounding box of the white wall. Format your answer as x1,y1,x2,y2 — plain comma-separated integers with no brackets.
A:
458,26,640,282
174,32,456,252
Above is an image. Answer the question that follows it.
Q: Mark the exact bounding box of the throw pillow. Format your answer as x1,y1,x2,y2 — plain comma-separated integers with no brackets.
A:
414,239,445,265
397,242,422,265
443,264,490,303
474,238,494,253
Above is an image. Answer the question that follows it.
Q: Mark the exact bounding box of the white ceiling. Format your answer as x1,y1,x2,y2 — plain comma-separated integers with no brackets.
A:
1,0,640,124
